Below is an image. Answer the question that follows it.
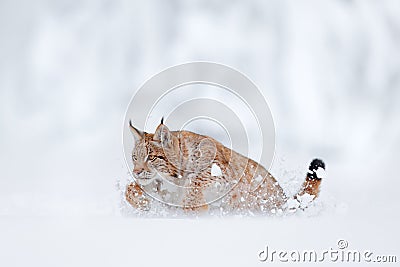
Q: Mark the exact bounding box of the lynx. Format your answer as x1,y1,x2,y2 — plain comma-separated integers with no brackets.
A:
125,119,325,214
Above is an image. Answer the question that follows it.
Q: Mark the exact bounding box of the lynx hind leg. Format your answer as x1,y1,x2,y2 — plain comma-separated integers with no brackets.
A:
125,181,151,211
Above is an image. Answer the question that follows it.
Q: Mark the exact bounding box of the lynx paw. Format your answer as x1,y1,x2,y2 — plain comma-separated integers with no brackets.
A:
182,204,209,214
125,182,151,211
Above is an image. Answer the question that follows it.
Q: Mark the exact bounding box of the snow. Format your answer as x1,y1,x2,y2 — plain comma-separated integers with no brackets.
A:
315,167,326,179
0,1,400,266
297,193,315,209
211,163,222,176
0,215,398,267
286,198,300,211
254,175,263,183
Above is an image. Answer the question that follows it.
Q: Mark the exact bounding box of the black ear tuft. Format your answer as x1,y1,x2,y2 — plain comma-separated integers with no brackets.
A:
128,120,144,140
161,117,164,124
309,158,325,171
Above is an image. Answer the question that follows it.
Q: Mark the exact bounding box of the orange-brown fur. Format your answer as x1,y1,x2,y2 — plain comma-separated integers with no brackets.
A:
125,182,150,211
126,121,322,214
296,177,322,200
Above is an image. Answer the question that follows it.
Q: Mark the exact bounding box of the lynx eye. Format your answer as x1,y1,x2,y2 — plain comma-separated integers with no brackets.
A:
148,155,156,161
132,155,138,161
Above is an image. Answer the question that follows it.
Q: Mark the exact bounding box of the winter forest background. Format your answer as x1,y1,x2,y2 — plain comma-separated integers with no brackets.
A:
0,1,399,266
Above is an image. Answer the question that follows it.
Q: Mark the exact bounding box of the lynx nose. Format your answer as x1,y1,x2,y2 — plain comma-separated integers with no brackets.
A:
133,168,143,176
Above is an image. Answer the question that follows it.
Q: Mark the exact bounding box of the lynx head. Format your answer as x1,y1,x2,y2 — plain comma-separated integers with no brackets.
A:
129,119,180,185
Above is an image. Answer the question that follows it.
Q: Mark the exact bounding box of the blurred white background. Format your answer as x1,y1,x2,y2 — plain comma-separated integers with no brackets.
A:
0,0,399,266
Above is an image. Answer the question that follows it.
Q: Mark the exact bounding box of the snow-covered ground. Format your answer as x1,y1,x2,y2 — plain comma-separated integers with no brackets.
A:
0,0,399,266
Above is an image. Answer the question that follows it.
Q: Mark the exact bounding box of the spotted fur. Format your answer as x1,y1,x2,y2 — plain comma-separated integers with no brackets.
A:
126,120,324,214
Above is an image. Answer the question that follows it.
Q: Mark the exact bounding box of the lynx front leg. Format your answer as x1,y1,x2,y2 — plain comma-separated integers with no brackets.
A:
182,182,209,213
125,181,151,211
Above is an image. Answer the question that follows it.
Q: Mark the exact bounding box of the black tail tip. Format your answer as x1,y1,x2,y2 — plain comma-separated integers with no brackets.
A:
309,158,325,172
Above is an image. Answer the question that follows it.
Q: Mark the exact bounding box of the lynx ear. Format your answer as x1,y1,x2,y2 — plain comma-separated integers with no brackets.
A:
153,121,172,146
129,120,143,140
